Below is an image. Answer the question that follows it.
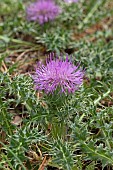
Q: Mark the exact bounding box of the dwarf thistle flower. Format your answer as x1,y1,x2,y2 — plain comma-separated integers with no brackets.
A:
26,0,61,24
33,54,84,94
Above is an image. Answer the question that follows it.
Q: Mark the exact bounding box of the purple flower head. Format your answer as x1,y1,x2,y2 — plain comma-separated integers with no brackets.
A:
64,0,78,3
33,54,84,94
26,0,61,24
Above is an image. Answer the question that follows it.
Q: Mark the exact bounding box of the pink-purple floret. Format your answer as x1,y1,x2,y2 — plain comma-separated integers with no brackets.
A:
26,0,61,24
33,54,84,94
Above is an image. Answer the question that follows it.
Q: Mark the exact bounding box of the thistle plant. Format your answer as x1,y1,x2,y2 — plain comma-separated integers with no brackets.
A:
26,0,61,24
33,53,84,139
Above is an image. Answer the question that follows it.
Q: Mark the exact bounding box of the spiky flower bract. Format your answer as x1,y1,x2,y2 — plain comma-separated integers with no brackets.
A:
33,54,84,94
26,0,61,24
